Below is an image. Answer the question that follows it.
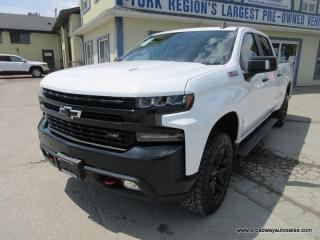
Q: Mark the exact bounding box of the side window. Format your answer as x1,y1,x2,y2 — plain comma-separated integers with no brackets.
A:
240,33,259,71
258,35,274,56
9,56,23,62
0,56,11,62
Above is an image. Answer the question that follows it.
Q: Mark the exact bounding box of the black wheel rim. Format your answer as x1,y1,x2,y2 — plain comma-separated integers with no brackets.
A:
210,147,229,199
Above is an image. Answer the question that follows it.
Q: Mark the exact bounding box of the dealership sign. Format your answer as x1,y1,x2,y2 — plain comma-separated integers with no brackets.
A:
122,0,320,30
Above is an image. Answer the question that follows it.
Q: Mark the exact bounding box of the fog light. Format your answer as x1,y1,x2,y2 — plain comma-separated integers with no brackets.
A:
136,132,184,142
123,180,140,191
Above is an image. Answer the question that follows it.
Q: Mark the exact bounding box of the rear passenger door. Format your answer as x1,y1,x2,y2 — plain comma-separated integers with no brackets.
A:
0,55,11,72
256,34,279,109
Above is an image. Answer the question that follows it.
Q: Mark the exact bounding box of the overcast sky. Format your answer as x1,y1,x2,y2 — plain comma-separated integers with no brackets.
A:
0,0,79,17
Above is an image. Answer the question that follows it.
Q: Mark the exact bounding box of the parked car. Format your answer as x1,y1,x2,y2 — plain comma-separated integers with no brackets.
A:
38,27,293,215
0,54,49,77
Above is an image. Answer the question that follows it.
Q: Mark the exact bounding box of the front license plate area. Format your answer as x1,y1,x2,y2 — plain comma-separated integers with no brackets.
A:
56,153,84,179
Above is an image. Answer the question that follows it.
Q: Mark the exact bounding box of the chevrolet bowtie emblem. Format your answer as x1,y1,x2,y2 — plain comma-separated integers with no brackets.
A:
59,106,82,119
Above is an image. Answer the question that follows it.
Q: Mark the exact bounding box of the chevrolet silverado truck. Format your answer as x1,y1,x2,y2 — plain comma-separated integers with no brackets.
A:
38,27,293,215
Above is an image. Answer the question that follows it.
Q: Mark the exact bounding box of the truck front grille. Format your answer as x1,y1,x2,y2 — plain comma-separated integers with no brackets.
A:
47,115,135,151
43,88,136,110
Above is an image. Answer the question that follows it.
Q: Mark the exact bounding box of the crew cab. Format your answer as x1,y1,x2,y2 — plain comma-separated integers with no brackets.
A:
0,54,49,77
38,27,293,215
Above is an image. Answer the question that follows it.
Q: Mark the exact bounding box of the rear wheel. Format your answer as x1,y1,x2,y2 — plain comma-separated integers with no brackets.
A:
31,67,43,78
181,131,233,215
274,94,289,127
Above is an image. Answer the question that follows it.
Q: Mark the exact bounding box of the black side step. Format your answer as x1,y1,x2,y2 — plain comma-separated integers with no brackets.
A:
237,118,277,157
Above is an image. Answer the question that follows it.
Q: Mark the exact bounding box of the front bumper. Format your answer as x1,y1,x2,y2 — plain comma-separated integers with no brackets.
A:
42,66,50,73
38,118,196,201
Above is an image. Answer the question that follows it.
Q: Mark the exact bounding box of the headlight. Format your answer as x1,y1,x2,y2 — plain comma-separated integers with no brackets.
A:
136,94,194,111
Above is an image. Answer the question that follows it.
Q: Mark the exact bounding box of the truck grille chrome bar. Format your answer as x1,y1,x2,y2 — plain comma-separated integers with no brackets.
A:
43,88,136,110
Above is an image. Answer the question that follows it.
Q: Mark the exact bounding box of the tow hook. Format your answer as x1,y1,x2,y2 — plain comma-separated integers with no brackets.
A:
103,177,117,186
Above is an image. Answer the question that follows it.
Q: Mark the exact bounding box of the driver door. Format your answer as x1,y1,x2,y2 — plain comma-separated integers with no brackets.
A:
239,33,272,138
0,55,11,71
7,56,27,72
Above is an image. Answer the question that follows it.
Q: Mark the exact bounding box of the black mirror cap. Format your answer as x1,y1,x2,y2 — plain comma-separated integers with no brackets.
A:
248,56,278,73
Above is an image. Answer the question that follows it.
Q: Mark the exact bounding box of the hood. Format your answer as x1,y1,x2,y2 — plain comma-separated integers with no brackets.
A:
40,61,217,97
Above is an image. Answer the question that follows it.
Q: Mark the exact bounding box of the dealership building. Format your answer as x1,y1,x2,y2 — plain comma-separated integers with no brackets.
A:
0,13,62,70
70,0,320,86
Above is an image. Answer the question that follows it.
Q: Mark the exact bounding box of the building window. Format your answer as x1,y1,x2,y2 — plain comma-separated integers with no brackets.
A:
97,36,110,63
301,0,317,13
0,32,2,43
82,0,91,13
85,41,93,65
10,32,30,44
314,41,320,80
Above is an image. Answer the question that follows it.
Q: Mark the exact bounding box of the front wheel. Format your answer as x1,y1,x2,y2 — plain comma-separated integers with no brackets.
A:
181,131,233,215
31,67,43,78
274,94,289,127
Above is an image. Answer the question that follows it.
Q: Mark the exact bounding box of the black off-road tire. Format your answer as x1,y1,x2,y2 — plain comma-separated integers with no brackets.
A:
31,67,43,78
181,131,233,215
274,94,289,128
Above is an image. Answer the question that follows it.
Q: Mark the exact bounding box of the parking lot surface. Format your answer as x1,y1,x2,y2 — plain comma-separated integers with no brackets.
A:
0,77,319,240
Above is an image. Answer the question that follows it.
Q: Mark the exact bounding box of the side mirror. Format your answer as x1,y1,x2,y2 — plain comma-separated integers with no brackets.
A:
247,56,277,73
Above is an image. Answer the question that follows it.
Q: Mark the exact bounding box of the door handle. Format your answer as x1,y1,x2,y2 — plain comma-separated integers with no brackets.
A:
277,73,282,77
262,78,269,82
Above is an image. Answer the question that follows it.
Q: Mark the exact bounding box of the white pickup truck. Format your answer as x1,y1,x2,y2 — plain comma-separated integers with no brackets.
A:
38,27,293,215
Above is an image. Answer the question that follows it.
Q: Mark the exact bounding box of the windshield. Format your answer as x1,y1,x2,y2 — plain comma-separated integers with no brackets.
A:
122,31,237,65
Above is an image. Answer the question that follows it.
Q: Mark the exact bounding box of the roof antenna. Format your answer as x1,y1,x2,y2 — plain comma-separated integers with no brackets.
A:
221,21,227,29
